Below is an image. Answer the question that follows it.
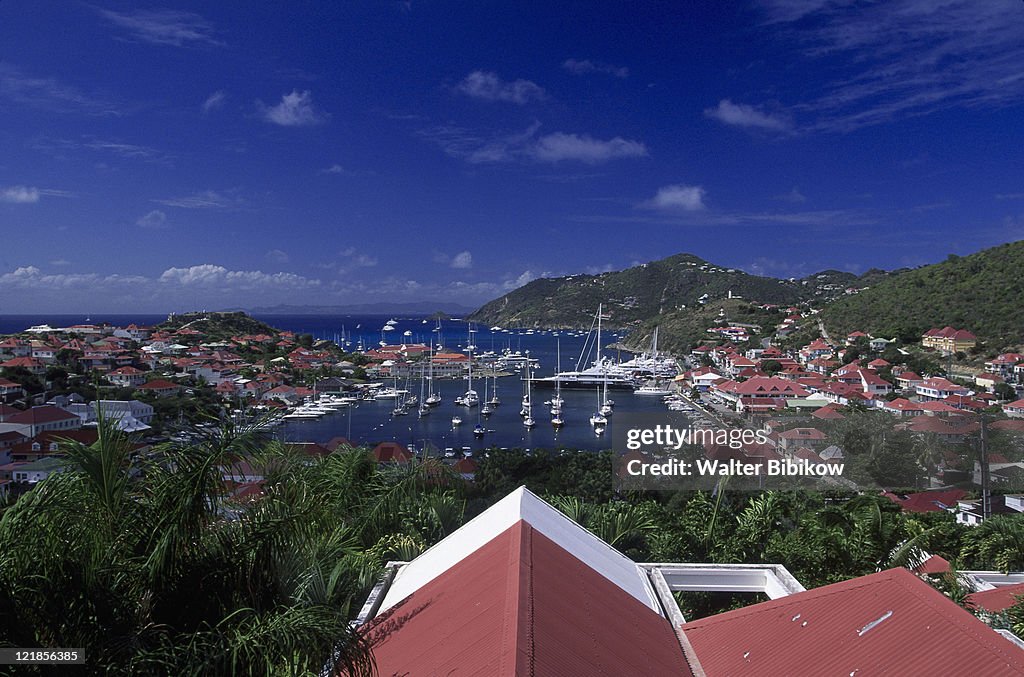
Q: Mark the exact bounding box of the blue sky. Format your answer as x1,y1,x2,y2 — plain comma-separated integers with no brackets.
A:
2,0,1024,313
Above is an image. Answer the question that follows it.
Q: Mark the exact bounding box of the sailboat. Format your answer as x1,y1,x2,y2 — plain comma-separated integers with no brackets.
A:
589,385,608,427
551,338,564,415
487,374,500,406
523,362,536,428
519,356,532,417
551,338,564,427
425,339,441,407
455,323,479,407
392,377,408,416
481,374,493,417
417,368,430,417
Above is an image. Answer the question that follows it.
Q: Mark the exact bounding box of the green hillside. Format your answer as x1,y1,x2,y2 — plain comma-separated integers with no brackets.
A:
156,311,281,341
819,240,1024,347
625,299,784,355
469,253,808,329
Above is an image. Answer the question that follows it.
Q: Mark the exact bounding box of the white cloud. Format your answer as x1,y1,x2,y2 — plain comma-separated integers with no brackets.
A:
705,99,790,131
202,90,226,113
337,247,378,268
450,251,473,269
0,185,40,204
159,264,319,289
259,90,328,127
49,259,71,267
136,209,167,228
641,184,707,211
530,132,648,164
153,190,239,209
97,8,222,47
423,124,647,165
265,249,290,264
774,187,807,203
0,64,122,115
757,0,1024,132
33,137,173,165
562,58,629,78
456,71,546,104
0,263,323,312
319,164,374,177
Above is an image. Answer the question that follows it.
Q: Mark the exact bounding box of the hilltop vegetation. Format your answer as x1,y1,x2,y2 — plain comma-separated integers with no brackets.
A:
469,253,808,329
470,241,1024,352
156,311,281,341
819,241,1024,347
626,299,782,354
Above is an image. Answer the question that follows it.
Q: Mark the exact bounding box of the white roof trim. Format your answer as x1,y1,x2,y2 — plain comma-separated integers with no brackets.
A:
377,486,661,615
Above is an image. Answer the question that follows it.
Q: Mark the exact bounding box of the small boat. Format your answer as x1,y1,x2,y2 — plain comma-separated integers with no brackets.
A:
452,416,462,426
473,424,485,438
524,415,536,428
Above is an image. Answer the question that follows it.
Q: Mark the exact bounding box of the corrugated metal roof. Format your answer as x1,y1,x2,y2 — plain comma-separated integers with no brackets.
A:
361,520,693,676
683,568,1024,676
967,583,1024,614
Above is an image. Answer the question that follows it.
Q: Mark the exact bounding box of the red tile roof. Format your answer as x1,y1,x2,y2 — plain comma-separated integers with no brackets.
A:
361,520,693,676
684,568,1024,676
370,442,412,464
4,405,77,425
884,488,967,513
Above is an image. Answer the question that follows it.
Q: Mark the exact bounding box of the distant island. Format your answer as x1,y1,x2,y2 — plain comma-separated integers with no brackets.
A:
244,302,477,316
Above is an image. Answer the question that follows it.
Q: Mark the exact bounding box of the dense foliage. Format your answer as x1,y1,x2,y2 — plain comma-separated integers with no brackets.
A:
468,253,810,328
820,241,1024,346
3,425,1024,672
0,419,465,676
156,311,282,342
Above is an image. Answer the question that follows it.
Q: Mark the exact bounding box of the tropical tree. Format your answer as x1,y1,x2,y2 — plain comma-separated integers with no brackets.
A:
961,515,1024,572
0,415,470,675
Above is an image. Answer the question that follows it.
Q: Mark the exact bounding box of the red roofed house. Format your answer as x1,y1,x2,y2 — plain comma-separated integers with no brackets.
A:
0,356,46,375
922,326,977,353
916,377,970,401
355,487,699,676
0,405,81,438
777,427,828,452
353,487,1024,676
1005,399,1024,419
879,397,925,417
136,379,183,398
884,488,967,513
108,366,147,388
966,583,1024,616
716,376,809,412
0,378,25,403
896,371,923,390
370,441,413,465
683,567,1024,676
